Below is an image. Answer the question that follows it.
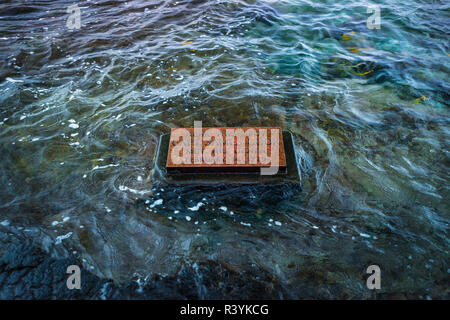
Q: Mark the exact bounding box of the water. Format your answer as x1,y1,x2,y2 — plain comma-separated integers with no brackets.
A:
0,0,448,298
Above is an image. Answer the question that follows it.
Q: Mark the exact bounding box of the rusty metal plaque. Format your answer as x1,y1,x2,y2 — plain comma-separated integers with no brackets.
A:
166,127,286,174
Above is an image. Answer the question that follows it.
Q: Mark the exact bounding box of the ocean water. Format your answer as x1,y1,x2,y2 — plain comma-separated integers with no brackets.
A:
0,0,448,298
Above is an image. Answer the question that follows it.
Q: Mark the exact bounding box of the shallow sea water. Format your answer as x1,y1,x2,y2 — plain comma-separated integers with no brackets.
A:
0,0,448,298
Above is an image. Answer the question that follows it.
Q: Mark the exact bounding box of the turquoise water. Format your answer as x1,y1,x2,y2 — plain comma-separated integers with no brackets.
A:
0,0,448,298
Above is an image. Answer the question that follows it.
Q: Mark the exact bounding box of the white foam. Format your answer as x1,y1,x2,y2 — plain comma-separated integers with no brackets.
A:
188,202,204,211
93,163,119,170
149,199,163,208
6,77,23,83
360,233,371,238
123,186,151,197
55,232,73,244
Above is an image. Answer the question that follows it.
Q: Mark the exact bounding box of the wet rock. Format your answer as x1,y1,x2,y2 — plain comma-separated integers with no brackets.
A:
0,226,289,299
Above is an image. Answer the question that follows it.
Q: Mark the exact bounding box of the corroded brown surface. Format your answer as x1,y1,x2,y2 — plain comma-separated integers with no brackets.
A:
166,127,286,173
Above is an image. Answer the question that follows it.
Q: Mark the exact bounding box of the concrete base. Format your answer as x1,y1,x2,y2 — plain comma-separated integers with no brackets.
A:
152,131,301,187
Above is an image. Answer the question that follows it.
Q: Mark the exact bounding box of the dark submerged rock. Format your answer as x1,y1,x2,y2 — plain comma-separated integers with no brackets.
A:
0,225,289,299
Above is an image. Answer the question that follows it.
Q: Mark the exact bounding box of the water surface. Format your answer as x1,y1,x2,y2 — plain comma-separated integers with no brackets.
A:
0,0,449,298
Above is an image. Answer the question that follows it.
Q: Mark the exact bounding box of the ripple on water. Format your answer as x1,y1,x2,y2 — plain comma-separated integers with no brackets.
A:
0,0,448,298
